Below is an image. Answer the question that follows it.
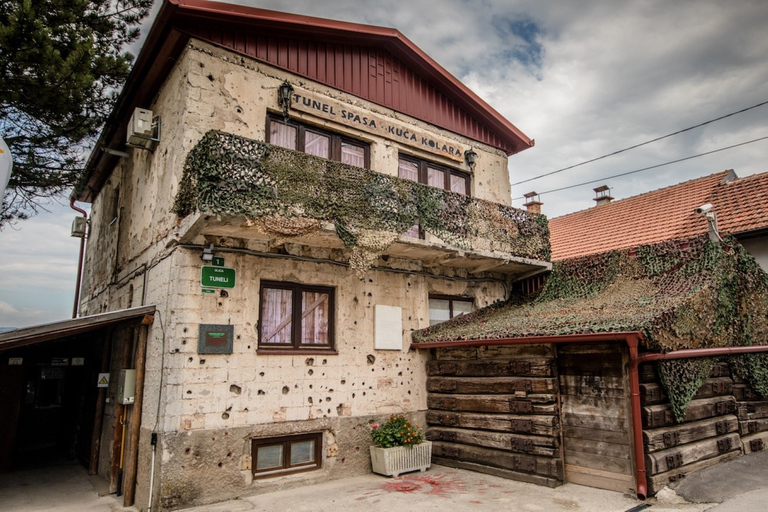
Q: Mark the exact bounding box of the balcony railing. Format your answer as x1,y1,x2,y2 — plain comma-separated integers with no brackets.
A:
174,130,550,274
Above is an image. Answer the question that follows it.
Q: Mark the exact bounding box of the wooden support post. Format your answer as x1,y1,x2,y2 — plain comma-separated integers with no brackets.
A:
89,334,112,475
123,320,150,507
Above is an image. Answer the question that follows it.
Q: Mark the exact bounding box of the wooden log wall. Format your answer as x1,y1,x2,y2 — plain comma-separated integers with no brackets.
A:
425,345,563,487
640,362,743,494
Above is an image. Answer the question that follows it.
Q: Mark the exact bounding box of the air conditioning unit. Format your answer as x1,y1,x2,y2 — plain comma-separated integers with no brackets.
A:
71,216,87,238
127,107,161,151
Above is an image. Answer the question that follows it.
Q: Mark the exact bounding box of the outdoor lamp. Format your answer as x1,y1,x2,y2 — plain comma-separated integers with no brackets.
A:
464,148,478,171
278,81,294,120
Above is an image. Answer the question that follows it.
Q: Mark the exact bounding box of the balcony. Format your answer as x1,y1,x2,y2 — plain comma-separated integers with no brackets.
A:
173,131,551,277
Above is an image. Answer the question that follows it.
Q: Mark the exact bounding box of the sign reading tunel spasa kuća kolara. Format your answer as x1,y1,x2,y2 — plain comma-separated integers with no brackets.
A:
290,89,467,162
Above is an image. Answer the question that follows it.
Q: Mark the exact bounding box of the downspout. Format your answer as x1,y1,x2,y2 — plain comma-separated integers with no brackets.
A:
625,333,647,499
70,197,88,318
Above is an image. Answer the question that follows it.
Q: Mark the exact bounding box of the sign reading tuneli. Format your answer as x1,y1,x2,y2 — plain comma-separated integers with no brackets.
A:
290,89,467,162
201,266,236,289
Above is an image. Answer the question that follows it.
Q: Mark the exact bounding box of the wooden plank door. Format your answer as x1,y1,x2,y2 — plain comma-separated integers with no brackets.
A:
557,343,635,493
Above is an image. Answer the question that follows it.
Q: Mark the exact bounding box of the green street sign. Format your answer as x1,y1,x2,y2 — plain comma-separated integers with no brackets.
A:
212,256,225,267
201,266,236,289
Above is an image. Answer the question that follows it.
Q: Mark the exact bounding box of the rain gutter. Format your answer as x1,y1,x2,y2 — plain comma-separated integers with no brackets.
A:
70,197,88,318
415,333,768,500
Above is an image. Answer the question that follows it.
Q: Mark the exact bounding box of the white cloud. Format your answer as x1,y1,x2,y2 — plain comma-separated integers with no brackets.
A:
3,0,768,325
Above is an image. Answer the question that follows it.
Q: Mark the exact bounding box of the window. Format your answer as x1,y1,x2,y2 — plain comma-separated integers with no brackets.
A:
398,155,469,195
252,433,322,478
429,295,473,326
267,115,369,168
259,281,335,353
398,156,470,238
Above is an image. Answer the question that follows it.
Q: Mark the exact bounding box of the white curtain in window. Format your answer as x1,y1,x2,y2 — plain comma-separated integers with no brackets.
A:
305,131,330,158
270,122,297,150
341,143,365,167
301,291,329,345
428,167,445,188
261,288,293,344
451,174,467,195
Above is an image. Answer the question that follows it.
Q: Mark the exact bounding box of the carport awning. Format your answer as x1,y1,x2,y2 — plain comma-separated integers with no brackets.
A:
0,305,156,352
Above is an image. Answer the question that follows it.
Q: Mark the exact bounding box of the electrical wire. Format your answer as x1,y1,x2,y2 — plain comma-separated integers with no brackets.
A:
511,99,768,187
513,134,768,200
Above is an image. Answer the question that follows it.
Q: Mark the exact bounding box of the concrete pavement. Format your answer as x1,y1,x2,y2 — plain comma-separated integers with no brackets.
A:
4,453,768,511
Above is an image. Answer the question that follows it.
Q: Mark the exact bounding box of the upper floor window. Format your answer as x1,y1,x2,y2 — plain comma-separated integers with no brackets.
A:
398,155,469,196
267,115,369,168
398,155,470,238
259,281,335,353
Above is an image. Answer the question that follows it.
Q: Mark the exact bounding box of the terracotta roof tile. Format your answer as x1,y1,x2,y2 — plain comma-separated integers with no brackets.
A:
549,170,768,260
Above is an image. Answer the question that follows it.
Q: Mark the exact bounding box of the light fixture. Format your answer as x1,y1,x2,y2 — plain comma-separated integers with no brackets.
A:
201,244,215,262
278,81,294,121
464,148,478,171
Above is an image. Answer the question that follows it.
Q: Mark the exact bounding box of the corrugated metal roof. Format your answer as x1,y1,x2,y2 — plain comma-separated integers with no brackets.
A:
0,305,156,352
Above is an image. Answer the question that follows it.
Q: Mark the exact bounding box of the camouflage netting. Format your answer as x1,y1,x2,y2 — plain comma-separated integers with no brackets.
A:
413,235,768,421
173,130,550,276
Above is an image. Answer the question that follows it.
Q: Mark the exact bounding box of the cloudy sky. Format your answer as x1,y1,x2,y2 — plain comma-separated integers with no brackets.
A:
1,0,767,328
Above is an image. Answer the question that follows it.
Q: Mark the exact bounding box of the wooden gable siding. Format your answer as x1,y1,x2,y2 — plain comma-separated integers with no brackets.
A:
184,26,509,153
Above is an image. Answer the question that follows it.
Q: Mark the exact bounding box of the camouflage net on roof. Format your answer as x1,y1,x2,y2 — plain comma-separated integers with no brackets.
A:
173,130,550,276
413,235,768,421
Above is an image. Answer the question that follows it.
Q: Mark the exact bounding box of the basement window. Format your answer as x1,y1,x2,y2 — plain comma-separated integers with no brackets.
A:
429,295,473,326
252,432,322,478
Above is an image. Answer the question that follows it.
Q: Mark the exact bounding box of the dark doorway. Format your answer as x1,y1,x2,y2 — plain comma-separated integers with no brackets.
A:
0,336,104,472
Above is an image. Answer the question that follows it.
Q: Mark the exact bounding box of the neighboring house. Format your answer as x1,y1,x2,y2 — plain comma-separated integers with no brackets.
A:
1,1,550,510
411,170,768,498
548,170,768,269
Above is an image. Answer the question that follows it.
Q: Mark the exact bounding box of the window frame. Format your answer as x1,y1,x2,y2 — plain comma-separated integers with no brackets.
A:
251,432,323,479
258,280,336,354
398,154,470,196
266,115,370,168
428,294,474,326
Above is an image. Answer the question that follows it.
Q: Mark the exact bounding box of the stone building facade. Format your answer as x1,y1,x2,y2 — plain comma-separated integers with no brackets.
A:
73,1,549,509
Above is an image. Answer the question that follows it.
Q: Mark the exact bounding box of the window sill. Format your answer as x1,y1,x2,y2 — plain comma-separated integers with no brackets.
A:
257,348,339,356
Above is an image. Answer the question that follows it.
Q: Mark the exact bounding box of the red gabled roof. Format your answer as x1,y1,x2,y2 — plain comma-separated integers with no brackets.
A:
708,171,768,235
74,0,533,202
548,170,768,261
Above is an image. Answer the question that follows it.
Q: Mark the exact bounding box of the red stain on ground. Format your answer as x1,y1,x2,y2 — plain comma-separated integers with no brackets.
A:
376,473,469,498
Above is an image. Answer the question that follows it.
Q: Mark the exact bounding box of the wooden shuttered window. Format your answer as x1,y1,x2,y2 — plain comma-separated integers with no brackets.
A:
259,281,335,352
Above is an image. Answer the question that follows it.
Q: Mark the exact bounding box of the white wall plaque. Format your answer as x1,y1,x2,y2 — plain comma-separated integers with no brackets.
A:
374,305,403,351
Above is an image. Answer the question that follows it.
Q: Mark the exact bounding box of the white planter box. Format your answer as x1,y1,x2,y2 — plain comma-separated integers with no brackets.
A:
369,441,432,477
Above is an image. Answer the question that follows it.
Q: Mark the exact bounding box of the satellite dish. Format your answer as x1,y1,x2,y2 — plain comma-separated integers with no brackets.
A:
0,135,12,201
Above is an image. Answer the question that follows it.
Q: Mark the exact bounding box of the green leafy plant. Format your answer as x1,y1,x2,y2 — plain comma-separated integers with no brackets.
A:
370,414,425,448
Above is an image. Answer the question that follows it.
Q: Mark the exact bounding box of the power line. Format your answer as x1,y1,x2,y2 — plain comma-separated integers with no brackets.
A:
513,135,768,200
511,99,768,187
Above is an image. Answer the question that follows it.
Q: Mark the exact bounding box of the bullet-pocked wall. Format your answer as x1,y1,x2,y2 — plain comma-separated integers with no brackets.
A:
79,38,520,510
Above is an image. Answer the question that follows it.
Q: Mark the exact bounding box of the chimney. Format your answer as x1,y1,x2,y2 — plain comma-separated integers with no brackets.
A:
593,185,613,206
523,191,543,214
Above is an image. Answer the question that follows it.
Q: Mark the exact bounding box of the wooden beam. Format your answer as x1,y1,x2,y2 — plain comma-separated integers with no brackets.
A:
123,324,149,506
89,335,112,475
